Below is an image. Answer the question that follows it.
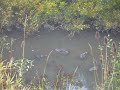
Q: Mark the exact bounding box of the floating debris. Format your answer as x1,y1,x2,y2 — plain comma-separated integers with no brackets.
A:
54,48,70,55
80,52,88,60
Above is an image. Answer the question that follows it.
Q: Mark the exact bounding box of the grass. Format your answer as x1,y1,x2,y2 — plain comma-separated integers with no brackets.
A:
0,58,81,90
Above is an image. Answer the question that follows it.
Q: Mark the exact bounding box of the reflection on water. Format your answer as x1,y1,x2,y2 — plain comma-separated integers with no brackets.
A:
3,30,119,90
81,86,88,90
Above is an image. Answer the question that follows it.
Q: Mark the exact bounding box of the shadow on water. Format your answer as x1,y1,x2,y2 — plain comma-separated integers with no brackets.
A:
2,30,120,90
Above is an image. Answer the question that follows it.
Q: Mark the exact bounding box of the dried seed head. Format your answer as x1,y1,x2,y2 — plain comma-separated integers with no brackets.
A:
112,42,117,54
104,36,108,45
95,31,100,40
108,70,111,75
112,42,116,49
99,55,104,63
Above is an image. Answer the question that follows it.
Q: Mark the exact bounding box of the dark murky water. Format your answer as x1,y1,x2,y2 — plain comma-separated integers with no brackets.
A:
3,30,120,90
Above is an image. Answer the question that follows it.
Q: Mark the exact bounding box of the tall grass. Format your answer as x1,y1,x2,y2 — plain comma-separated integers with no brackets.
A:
0,58,32,90
89,31,120,90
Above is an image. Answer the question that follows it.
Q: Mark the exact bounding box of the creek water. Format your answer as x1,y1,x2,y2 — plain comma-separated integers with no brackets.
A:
2,30,120,90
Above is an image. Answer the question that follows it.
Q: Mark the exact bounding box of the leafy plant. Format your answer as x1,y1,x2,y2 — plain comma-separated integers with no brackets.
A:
0,0,120,33
12,58,34,77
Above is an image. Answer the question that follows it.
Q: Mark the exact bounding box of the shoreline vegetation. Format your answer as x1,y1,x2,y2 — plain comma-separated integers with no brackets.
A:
0,0,120,35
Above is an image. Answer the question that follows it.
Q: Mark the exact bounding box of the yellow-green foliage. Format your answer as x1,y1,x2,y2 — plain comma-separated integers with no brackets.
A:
0,0,120,32
0,60,22,90
0,59,35,90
